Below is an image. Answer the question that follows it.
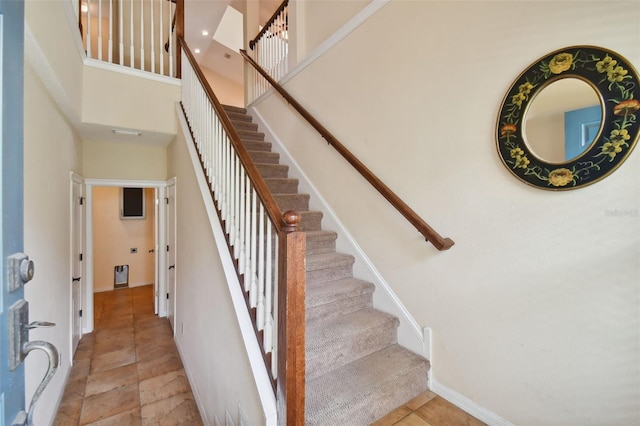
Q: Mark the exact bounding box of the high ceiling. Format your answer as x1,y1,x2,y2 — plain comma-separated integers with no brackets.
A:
184,0,281,86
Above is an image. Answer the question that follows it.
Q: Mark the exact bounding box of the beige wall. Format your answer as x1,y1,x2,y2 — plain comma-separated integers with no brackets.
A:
254,1,640,425
83,139,168,180
202,65,245,108
23,62,84,425
92,187,155,292
167,123,266,425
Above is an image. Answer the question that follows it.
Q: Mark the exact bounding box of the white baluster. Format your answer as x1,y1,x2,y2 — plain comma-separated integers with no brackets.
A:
97,0,103,60
87,0,92,58
108,0,113,62
249,188,258,297
168,1,173,77
140,0,144,71
238,168,246,274
262,220,273,338
150,0,155,73
159,0,164,75
244,180,253,286
119,0,123,65
129,0,134,67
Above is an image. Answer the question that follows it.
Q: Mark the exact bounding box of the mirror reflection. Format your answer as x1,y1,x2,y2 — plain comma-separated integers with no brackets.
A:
524,78,602,163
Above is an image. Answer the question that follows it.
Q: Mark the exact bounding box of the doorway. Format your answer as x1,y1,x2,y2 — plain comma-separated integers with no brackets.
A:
81,178,176,335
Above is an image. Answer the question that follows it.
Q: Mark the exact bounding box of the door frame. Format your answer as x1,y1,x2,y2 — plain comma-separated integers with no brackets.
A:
165,177,176,332
83,178,171,333
70,172,85,358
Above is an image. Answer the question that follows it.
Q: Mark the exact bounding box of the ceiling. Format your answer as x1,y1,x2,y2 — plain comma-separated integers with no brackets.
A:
184,0,281,86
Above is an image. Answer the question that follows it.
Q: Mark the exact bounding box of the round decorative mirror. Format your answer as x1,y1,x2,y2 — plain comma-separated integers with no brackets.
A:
496,46,639,190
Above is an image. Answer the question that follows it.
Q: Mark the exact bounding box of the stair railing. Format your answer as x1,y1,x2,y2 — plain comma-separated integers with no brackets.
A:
79,0,182,77
241,50,454,251
179,37,305,425
248,0,289,98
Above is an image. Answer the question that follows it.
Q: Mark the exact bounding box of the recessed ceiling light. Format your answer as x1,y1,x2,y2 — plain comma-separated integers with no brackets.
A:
194,48,201,54
202,30,209,36
112,129,142,136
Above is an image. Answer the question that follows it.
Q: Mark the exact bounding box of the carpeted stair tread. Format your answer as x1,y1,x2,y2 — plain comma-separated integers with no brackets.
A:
221,105,247,115
306,278,374,321
256,163,289,178
306,308,399,380
237,129,265,141
305,345,429,425
306,252,354,284
273,193,310,212
230,120,259,131
242,140,273,152
304,230,337,255
249,151,280,164
264,177,299,194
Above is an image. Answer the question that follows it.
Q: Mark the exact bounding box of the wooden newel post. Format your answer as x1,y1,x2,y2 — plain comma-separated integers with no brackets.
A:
276,211,305,425
176,0,184,78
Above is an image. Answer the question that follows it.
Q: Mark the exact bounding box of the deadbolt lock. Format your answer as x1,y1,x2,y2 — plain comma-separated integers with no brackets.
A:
8,253,35,292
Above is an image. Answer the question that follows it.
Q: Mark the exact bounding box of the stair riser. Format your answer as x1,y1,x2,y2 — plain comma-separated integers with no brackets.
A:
242,140,272,152
306,320,398,380
237,130,265,141
306,264,353,285
222,106,247,115
226,112,252,122
256,164,289,178
249,151,280,164
306,240,336,255
265,179,299,194
231,121,259,131
298,212,323,232
273,194,309,212
306,293,373,322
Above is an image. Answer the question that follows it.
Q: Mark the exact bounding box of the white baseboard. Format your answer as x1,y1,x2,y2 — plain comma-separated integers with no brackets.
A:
430,379,515,426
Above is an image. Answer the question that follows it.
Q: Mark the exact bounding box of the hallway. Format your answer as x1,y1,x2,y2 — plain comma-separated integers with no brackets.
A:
53,285,203,425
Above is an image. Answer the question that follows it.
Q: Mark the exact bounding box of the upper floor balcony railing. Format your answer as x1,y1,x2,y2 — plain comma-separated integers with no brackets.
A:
79,0,182,78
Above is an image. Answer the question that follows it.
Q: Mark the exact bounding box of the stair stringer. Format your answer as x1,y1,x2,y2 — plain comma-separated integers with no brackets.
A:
249,106,426,358
176,103,277,426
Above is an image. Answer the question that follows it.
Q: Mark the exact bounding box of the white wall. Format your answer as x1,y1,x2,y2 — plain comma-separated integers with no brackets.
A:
253,1,640,425
167,122,268,425
83,139,168,180
23,62,83,426
202,65,245,107
92,187,155,292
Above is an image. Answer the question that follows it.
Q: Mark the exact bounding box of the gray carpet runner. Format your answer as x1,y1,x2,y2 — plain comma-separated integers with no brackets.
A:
222,105,429,425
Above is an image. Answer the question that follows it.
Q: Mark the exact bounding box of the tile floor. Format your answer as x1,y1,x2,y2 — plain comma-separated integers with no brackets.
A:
53,285,203,425
372,391,486,426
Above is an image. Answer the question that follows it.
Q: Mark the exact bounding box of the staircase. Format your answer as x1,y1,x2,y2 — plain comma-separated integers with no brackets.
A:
222,104,430,425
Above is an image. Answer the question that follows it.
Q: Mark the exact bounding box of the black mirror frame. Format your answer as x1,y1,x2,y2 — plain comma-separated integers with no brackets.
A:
496,46,639,190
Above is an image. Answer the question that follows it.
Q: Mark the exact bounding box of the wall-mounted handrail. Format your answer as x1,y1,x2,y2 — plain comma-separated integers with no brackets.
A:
180,37,305,425
249,0,289,50
241,50,454,251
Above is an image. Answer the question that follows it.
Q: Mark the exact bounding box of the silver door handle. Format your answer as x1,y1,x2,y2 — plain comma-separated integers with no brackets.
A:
22,340,59,426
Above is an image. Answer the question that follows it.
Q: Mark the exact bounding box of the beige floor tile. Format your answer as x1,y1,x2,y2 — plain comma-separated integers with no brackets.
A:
69,358,91,382
137,351,183,382
80,383,140,424
405,391,438,411
135,339,179,363
140,392,203,426
371,405,412,425
53,393,83,425
139,369,191,406
415,397,485,426
84,408,142,426
90,346,137,374
396,413,433,426
85,363,139,397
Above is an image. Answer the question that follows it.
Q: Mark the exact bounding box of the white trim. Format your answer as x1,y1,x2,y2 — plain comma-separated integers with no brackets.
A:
249,0,391,107
250,107,425,356
84,57,181,86
176,103,277,426
430,380,515,426
84,178,170,335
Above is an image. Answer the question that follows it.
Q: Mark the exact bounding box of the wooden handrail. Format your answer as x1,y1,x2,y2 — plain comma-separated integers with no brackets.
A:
249,0,289,50
180,37,305,424
180,37,286,231
241,50,454,251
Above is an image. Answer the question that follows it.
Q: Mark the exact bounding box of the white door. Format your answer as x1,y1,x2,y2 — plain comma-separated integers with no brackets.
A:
71,175,84,354
154,188,160,314
166,180,176,330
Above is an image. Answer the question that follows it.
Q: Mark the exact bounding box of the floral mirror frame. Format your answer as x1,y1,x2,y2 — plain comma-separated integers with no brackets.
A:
496,46,639,190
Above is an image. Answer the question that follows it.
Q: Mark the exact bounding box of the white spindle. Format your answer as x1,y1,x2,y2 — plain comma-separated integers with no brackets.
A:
150,0,155,73
119,0,123,65
254,203,265,311
108,0,113,62
129,0,134,67
159,0,164,75
250,188,258,297
140,0,144,70
86,0,92,58
238,169,246,274
97,0,103,60
168,1,173,77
